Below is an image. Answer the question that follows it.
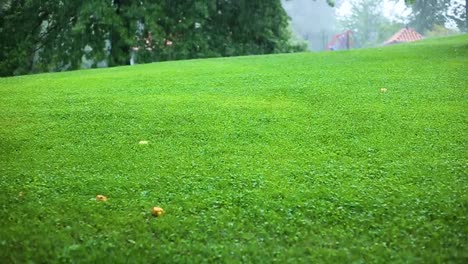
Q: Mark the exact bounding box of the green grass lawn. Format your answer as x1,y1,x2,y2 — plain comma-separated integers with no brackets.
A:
1,35,467,263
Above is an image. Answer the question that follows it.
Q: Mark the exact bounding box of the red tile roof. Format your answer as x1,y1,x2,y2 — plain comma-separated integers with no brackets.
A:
384,28,423,45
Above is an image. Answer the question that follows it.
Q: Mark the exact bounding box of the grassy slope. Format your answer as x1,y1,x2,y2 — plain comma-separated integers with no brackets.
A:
0,35,467,263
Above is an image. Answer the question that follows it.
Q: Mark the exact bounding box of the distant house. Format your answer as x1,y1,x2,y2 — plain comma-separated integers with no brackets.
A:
384,27,423,45
327,30,353,51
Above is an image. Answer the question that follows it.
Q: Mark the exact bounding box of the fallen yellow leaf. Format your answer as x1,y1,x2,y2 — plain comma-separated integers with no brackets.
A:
96,195,108,202
151,206,164,217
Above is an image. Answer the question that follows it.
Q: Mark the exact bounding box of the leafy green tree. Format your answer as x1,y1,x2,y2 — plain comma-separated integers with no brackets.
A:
0,0,304,77
408,0,450,33
0,0,56,76
405,0,466,33
446,0,467,32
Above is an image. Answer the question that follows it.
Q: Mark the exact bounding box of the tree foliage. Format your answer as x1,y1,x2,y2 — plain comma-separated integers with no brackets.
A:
407,0,467,33
0,0,303,76
408,0,450,33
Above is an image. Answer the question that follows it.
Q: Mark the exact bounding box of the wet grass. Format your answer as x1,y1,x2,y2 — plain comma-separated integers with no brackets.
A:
0,35,467,263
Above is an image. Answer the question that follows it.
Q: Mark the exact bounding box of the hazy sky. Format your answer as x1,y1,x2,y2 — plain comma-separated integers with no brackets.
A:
281,0,336,50
337,0,411,22
282,0,336,32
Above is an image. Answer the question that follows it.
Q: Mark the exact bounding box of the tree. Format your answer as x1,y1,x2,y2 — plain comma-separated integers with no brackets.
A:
447,0,467,32
0,0,304,77
0,0,56,76
408,0,450,33
406,0,467,33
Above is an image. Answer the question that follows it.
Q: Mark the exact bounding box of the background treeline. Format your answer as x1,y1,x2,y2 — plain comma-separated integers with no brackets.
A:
0,0,306,77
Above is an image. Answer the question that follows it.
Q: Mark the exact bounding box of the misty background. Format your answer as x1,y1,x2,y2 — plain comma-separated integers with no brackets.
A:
282,0,337,51
282,0,466,51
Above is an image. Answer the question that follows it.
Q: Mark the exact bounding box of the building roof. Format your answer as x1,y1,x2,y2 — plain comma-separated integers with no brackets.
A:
384,27,423,45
